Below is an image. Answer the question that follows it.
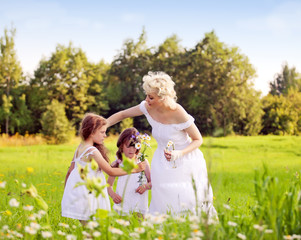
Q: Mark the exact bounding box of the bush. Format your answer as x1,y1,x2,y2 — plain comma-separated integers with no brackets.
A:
41,100,75,144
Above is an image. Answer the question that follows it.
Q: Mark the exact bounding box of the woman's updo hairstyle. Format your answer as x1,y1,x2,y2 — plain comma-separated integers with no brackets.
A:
142,71,177,110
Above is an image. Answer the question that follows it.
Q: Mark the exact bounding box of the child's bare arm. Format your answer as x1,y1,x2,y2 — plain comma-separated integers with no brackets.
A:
64,162,75,188
107,174,122,204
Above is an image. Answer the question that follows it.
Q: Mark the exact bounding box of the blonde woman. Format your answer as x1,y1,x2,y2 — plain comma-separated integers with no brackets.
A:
107,71,216,216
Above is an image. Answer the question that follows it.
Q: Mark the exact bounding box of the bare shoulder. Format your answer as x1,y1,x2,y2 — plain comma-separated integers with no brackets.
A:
173,104,190,123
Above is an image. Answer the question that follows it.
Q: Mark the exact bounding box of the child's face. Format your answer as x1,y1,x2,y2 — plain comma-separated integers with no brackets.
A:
122,140,137,159
92,125,107,144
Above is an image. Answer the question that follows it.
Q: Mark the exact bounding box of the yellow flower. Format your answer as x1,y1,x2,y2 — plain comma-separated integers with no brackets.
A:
4,210,12,216
26,167,34,174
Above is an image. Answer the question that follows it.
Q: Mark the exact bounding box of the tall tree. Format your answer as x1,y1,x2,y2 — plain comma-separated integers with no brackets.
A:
270,63,301,95
29,43,107,131
0,27,22,134
105,29,152,132
174,31,261,135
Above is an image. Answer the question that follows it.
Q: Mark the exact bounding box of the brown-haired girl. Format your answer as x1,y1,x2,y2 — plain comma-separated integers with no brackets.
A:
107,127,151,216
61,113,145,223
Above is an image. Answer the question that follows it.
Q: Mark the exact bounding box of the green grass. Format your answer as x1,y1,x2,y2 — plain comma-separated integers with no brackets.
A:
0,135,300,239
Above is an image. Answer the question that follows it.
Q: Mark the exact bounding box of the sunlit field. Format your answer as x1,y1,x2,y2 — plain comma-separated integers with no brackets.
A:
0,135,300,239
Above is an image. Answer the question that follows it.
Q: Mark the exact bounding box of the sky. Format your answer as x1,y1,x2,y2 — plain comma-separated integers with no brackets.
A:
1,0,301,96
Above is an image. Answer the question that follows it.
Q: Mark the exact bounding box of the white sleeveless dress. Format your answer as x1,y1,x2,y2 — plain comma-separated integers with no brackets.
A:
139,101,216,216
113,163,148,214
61,146,111,220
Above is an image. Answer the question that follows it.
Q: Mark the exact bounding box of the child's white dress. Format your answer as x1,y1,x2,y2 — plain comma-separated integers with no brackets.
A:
113,164,148,214
61,146,111,220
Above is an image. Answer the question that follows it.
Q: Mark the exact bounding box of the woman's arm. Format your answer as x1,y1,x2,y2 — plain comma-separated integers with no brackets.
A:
107,105,143,127
93,151,145,176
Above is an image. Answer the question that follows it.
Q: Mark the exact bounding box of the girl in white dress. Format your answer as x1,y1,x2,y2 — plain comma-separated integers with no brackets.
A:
107,128,151,217
107,71,217,216
61,113,145,224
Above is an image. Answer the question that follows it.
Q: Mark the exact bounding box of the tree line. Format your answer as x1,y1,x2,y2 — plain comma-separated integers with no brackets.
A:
0,27,301,143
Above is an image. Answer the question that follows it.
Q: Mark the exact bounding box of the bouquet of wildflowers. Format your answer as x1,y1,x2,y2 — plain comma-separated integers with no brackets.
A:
165,140,177,168
133,132,151,185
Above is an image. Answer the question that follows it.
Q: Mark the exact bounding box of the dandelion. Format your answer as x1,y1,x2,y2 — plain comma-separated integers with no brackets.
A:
116,219,130,226
2,225,9,231
25,226,37,235
66,234,77,240
170,232,178,239
26,167,34,174
86,221,99,229
14,232,23,238
223,204,231,210
253,224,264,231
9,198,20,207
23,205,34,211
16,223,22,230
4,210,12,216
189,215,200,223
190,223,199,229
174,216,185,223
41,231,52,238
191,229,204,237
141,221,154,228
30,222,41,230
109,226,123,235
28,214,36,221
82,231,91,237
93,231,101,237
38,210,46,216
134,227,145,234
0,181,6,188
228,221,237,227
57,230,66,236
58,223,70,228
292,234,301,239
129,232,140,238
237,233,247,240
284,235,293,240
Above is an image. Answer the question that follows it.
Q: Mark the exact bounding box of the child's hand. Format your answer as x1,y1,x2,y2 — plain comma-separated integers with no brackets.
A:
111,192,122,204
134,161,146,173
135,184,147,194
164,149,171,161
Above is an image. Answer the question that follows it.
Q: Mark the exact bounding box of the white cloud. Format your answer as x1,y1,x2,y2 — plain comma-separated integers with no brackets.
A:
237,1,301,34
121,13,144,23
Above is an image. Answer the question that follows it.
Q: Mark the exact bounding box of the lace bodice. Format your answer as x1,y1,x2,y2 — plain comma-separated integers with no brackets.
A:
139,101,195,150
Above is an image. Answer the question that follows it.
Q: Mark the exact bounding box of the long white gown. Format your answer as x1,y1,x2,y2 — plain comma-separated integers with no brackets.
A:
139,101,216,216
61,146,111,221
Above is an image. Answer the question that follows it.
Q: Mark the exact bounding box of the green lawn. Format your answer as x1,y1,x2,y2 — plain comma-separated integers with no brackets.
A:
0,135,300,235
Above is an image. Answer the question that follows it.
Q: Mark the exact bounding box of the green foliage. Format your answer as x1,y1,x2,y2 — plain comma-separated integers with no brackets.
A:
30,43,109,131
41,100,75,144
120,117,133,132
270,63,301,96
0,27,22,134
261,89,301,135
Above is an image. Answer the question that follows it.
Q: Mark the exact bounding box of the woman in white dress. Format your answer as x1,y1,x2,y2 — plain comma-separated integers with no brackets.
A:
107,71,216,216
61,113,145,224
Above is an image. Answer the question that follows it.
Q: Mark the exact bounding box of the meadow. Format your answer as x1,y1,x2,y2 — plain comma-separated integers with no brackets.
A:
0,135,300,239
